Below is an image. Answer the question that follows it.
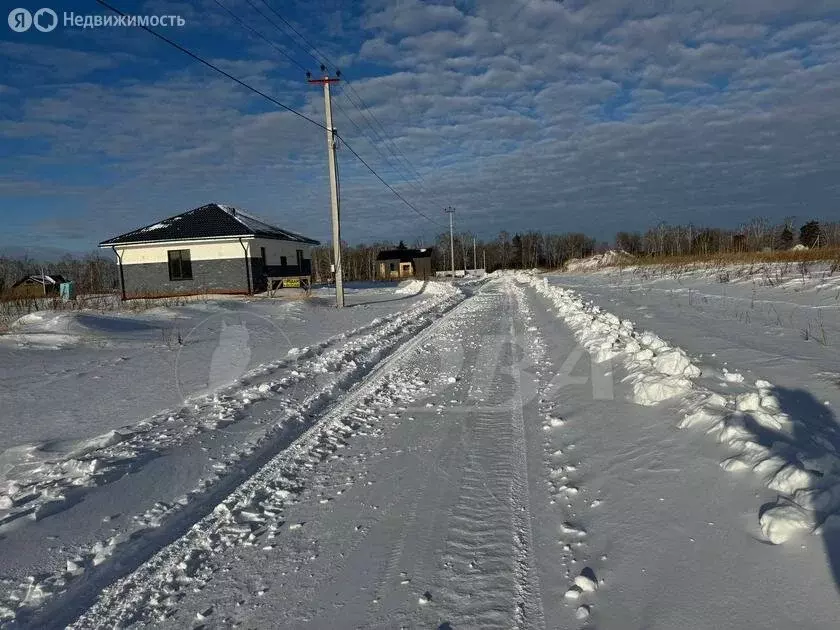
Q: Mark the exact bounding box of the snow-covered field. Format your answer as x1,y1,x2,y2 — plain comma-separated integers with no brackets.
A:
1,271,839,628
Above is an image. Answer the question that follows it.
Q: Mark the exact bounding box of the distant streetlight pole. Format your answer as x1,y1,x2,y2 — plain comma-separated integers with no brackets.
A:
445,207,455,278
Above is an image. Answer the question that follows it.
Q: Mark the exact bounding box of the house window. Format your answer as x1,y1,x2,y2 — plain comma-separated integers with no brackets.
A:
167,249,192,281
389,262,396,271
280,256,287,267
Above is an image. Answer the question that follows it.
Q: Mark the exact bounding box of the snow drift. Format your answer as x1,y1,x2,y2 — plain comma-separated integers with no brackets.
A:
520,272,840,546
565,250,632,272
395,279,458,296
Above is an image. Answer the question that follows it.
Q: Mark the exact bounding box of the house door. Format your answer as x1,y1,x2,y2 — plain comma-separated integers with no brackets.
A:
399,262,413,277
296,249,304,275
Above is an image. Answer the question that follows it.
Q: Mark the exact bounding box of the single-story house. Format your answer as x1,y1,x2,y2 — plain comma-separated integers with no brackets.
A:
99,203,320,299
376,246,434,280
8,274,68,298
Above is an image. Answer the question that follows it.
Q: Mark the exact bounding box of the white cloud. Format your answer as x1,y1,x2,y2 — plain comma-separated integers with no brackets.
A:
2,0,840,249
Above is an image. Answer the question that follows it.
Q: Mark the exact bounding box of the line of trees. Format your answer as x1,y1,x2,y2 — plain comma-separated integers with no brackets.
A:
2,218,837,293
311,230,597,282
615,219,839,258
315,218,839,283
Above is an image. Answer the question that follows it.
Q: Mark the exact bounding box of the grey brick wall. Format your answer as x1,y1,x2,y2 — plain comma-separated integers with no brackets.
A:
121,257,252,298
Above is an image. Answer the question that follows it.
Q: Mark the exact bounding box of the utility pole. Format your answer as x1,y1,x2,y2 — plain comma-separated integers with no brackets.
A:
445,207,455,278
308,66,344,308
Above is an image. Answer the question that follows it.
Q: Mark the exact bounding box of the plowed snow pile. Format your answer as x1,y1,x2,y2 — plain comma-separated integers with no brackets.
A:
395,280,456,296
522,272,840,545
565,250,631,272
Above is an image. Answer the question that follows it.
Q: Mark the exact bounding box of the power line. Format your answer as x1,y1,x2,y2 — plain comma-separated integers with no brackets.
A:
333,90,446,223
339,84,451,214
95,0,327,131
240,3,438,203
332,93,417,186
210,0,307,73
342,84,428,185
232,1,434,196
332,98,397,176
337,133,443,227
338,89,414,178
336,95,444,215
96,0,442,228
258,0,336,70
215,1,443,221
236,0,313,71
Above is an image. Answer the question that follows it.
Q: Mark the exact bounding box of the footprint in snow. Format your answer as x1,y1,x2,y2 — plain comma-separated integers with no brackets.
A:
565,567,598,603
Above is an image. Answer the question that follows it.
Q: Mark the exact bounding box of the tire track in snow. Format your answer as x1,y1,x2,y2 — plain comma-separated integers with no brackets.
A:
438,413,518,628
509,312,547,630
430,283,545,629
3,292,466,627
361,420,464,627
515,279,601,625
63,285,487,630
0,293,456,538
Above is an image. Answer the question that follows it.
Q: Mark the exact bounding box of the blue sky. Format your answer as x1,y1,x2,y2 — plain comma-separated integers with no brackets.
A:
1,0,839,254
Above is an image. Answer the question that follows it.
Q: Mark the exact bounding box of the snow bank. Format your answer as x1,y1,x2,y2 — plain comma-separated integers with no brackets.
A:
395,280,426,294
524,275,698,407
565,250,632,272
395,280,458,297
520,273,840,545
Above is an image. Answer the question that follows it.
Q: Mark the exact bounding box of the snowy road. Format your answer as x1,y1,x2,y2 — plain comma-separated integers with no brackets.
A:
7,275,840,628
69,279,563,628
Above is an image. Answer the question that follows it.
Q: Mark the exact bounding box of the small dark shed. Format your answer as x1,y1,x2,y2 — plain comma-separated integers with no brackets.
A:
376,245,434,280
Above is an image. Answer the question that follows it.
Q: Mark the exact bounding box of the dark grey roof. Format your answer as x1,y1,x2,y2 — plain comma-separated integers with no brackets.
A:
376,247,433,262
99,203,320,246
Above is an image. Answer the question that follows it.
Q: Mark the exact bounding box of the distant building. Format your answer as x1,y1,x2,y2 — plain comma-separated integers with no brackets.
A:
376,245,434,280
8,274,67,298
99,203,319,299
